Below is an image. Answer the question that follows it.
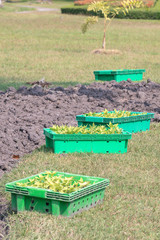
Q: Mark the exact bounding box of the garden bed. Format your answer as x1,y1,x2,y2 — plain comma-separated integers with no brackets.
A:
1,80,160,238
0,79,160,177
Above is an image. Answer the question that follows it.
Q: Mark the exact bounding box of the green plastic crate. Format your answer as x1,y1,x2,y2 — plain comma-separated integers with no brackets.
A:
94,69,145,82
6,171,109,217
76,111,154,133
43,128,131,154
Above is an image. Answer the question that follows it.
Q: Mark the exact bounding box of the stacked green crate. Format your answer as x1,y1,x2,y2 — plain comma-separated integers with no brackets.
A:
6,171,109,217
76,112,154,133
44,128,131,154
94,69,145,82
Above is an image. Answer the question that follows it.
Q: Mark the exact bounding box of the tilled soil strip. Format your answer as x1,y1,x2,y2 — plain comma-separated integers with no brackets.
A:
0,79,160,237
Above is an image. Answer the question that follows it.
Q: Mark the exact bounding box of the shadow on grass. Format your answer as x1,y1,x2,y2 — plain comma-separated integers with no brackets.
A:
36,145,53,153
0,76,88,91
0,77,29,91
50,81,85,88
35,145,101,158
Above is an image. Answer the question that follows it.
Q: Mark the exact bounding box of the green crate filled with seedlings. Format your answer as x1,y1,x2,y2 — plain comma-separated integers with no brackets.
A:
44,123,132,154
94,69,145,82
76,109,154,133
6,171,109,217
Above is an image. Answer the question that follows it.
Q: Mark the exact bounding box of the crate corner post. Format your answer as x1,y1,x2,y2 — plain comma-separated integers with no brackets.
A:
17,195,25,212
51,199,61,216
11,193,17,212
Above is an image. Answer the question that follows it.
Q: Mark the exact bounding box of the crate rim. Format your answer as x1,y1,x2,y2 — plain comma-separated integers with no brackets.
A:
44,129,132,141
6,171,110,200
93,69,146,75
76,111,154,123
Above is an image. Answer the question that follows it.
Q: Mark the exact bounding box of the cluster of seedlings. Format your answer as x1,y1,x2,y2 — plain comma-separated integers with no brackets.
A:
16,171,90,194
50,122,122,135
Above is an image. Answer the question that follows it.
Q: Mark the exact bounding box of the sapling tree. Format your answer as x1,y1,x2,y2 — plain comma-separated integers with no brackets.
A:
82,0,143,52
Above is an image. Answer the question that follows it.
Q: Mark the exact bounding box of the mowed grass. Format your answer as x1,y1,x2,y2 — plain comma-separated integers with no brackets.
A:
0,3,35,13
0,11,160,90
1,123,160,240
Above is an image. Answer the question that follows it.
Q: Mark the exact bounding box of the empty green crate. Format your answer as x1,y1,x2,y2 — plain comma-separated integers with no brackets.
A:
6,171,109,217
44,128,132,154
94,69,145,82
76,112,154,133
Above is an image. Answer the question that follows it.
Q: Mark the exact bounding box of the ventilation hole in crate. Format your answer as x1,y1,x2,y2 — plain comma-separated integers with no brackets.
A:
73,210,75,213
119,141,121,143
64,141,66,143
91,196,93,199
91,203,93,206
62,151,66,153
31,199,34,204
73,204,76,207
140,130,142,132
96,195,97,198
119,151,121,153
30,206,34,211
86,205,88,208
82,200,84,203
87,198,89,201
76,141,78,143
45,209,49,213
106,151,109,153
77,209,79,212
46,202,49,206
107,141,109,143
95,201,97,204
78,202,80,205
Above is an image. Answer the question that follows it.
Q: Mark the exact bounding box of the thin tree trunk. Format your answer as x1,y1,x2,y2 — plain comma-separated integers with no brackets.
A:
102,19,106,49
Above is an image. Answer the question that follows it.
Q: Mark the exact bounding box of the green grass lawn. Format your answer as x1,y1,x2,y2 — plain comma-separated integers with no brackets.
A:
4,0,74,9
0,2,35,12
1,123,160,239
0,8,160,90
